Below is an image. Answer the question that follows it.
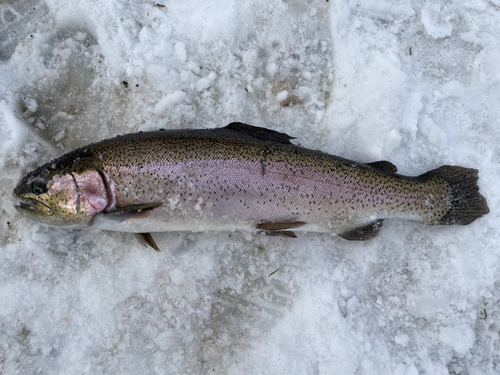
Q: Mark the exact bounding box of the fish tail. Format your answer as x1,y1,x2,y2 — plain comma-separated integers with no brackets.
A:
419,166,489,225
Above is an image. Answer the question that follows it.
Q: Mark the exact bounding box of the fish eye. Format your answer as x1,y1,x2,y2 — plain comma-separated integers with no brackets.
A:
30,179,47,195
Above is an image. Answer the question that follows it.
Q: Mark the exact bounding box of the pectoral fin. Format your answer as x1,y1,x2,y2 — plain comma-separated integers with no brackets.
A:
106,202,162,214
338,220,384,241
136,232,161,252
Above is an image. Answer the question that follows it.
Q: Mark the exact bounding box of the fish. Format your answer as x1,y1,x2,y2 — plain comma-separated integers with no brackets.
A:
13,122,489,251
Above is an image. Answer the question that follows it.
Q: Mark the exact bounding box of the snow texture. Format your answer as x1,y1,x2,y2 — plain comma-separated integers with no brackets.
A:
0,0,499,374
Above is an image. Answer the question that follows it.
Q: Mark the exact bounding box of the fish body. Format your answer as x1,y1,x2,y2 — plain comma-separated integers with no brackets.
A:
14,123,489,242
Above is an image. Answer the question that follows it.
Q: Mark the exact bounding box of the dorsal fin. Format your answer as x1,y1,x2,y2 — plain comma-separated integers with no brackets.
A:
338,220,384,241
225,122,295,145
366,161,398,173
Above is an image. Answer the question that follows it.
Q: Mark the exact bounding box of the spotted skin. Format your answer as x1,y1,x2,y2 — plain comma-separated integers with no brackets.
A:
14,123,489,237
85,128,451,228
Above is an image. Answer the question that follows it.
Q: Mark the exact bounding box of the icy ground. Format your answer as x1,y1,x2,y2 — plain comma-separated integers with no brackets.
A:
0,0,499,374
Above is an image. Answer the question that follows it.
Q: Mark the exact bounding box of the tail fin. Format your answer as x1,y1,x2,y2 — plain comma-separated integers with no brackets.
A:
419,166,489,225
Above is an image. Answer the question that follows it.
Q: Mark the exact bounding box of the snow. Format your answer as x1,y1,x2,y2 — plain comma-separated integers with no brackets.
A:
421,4,453,39
439,324,476,355
276,90,289,102
174,42,187,65
1,0,499,374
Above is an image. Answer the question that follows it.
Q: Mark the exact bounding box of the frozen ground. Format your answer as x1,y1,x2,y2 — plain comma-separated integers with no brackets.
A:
0,0,499,374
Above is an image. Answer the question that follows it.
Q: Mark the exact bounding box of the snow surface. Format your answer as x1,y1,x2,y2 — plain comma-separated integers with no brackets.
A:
1,0,499,374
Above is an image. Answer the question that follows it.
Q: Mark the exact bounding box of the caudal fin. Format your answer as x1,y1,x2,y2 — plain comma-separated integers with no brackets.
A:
420,166,489,225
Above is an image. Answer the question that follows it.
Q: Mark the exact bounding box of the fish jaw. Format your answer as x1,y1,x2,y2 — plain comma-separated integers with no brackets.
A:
15,197,55,222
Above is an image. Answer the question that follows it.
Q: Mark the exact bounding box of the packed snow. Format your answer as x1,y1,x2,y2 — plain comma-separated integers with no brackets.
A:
1,0,499,374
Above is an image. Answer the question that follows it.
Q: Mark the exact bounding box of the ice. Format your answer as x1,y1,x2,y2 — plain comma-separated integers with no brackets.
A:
1,0,500,374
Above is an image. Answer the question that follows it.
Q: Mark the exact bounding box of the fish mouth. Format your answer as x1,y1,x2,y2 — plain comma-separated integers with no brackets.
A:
17,201,36,212
15,198,54,216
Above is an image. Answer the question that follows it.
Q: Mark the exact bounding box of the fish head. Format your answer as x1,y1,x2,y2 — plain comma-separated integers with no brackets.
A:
13,153,112,228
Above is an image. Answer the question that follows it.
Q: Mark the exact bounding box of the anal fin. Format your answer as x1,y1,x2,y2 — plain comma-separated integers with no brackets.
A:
338,220,384,241
136,233,161,252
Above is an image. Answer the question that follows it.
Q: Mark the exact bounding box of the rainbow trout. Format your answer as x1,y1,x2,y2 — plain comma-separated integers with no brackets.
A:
14,123,489,250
